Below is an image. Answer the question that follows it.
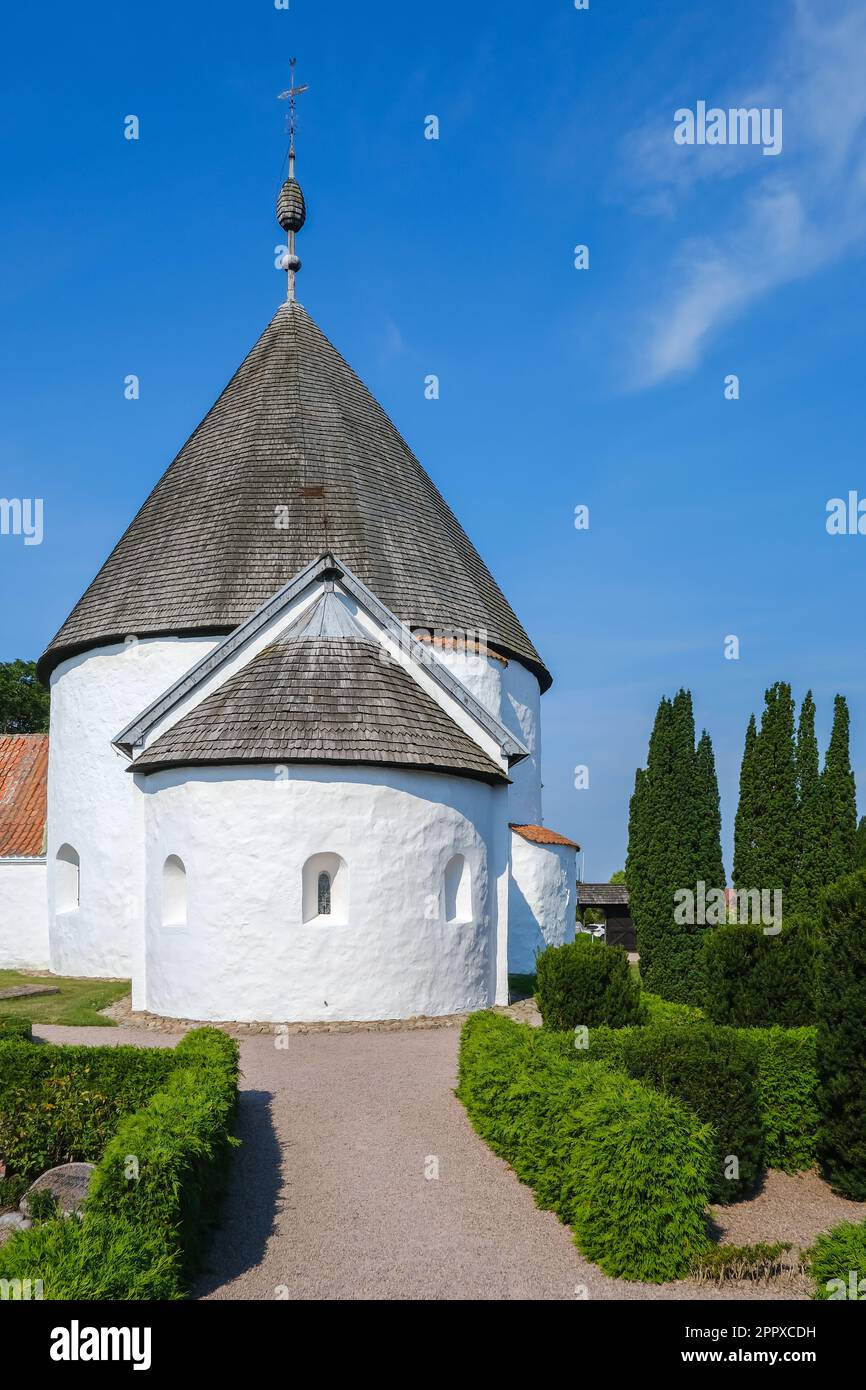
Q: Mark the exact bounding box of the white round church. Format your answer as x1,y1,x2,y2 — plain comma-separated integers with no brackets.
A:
8,161,579,1024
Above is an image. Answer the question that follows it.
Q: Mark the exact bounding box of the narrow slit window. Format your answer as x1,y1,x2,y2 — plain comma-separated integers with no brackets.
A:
318,870,332,916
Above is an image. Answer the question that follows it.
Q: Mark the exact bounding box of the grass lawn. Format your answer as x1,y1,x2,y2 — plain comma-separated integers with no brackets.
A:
0,970,129,1026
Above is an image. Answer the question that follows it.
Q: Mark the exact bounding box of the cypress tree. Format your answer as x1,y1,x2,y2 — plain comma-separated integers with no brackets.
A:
855,816,866,870
735,683,798,897
790,691,825,917
626,699,673,982
733,715,758,889
626,691,717,1004
694,730,725,891
822,695,857,887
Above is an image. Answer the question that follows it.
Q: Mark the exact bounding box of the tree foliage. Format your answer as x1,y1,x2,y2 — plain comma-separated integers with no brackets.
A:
0,659,49,734
626,690,724,1004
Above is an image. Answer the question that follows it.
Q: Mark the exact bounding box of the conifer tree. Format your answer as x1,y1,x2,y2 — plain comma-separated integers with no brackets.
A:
733,714,758,889
790,690,825,916
734,683,798,897
822,695,857,886
694,729,725,891
626,691,721,1003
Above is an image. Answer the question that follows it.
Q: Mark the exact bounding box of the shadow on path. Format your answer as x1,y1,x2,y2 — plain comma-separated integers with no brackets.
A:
192,1089,284,1298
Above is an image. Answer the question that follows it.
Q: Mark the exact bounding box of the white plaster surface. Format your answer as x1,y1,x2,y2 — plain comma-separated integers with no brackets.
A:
141,764,504,1022
0,859,49,969
46,638,218,981
431,647,542,824
508,833,576,974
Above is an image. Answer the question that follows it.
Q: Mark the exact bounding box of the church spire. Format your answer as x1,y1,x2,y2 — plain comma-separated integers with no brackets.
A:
277,58,309,302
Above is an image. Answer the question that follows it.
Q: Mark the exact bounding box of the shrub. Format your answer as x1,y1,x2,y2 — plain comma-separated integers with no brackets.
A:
457,1012,712,1282
806,1220,866,1300
641,992,705,1027
816,870,866,1200
614,1024,763,1203
535,937,645,1031
691,1242,792,1282
0,1042,179,1180
739,1027,818,1172
703,917,817,1027
25,1189,59,1222
0,1016,32,1043
0,1028,239,1299
574,1022,762,1202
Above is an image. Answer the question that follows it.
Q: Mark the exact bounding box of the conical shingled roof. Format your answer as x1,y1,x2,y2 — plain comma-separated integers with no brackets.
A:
38,301,550,689
133,592,507,783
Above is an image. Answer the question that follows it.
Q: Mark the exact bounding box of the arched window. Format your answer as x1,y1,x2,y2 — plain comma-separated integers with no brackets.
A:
162,855,187,927
444,853,472,923
303,853,347,924
317,871,332,916
56,844,80,914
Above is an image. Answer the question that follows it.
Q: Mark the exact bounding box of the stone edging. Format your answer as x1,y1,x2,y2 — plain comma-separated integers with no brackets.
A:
100,994,541,1037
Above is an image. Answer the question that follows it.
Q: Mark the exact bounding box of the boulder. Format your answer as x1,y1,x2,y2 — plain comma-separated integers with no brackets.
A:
20,1162,96,1218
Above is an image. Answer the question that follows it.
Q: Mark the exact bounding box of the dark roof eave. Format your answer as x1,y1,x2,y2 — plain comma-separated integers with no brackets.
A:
36,625,238,687
127,753,510,786
39,628,552,692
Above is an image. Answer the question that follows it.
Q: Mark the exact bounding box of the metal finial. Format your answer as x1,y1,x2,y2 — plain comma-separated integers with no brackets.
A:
277,58,310,303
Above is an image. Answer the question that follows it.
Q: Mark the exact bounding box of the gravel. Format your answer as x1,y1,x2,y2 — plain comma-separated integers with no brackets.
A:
35,1022,864,1301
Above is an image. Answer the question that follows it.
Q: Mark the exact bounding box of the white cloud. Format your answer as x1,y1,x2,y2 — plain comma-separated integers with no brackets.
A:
626,0,866,387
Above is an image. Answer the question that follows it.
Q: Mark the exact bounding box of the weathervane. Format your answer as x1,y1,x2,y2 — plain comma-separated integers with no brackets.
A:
276,58,309,302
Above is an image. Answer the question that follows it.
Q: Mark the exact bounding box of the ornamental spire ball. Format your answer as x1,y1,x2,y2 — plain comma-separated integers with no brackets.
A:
277,57,310,301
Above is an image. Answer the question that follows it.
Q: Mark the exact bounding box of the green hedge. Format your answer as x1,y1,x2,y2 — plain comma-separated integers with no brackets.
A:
0,1042,180,1180
640,992,705,1027
0,1028,239,1299
457,1012,712,1282
816,871,866,1200
0,1016,32,1042
536,937,646,1031
702,918,817,1027
806,1219,866,1300
739,1027,818,1173
590,1024,763,1203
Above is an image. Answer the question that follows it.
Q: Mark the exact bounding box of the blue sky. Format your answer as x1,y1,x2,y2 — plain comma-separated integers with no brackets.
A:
2,0,865,878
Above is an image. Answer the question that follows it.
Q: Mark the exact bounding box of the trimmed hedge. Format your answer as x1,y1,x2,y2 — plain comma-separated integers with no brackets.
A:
457,1012,712,1282
0,1015,32,1042
535,937,646,1031
816,870,866,1200
807,1219,866,1300
739,1027,818,1173
609,1024,763,1203
0,1042,179,1180
575,1023,762,1202
0,1028,239,1299
702,917,818,1027
641,992,705,1027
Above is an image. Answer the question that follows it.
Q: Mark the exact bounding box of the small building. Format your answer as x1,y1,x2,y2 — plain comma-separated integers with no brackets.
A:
0,734,49,969
576,883,636,951
0,150,581,1024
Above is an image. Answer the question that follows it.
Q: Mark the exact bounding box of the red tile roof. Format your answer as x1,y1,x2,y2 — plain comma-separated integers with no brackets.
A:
509,823,580,851
0,734,48,857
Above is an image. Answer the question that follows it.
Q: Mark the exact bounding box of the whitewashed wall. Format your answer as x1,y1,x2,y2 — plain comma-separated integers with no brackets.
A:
433,648,543,825
508,833,576,974
0,859,50,969
140,763,506,1023
46,638,218,982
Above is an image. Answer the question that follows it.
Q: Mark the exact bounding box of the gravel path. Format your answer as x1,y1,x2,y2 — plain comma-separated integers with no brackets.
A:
35,1022,863,1301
